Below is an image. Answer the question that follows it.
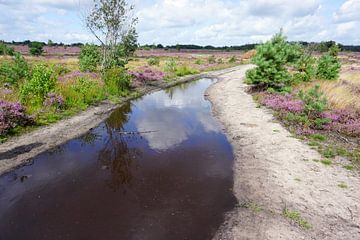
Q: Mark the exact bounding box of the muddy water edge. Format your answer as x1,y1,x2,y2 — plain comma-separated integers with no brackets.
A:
0,78,236,240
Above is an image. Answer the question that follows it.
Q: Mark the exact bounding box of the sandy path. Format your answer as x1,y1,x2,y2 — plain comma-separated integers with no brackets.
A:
208,65,360,239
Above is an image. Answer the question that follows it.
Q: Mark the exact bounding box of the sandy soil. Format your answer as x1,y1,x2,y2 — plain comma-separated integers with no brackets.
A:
208,65,360,239
0,66,241,176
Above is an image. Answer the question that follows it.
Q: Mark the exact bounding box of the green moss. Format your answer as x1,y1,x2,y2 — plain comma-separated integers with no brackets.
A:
283,209,312,229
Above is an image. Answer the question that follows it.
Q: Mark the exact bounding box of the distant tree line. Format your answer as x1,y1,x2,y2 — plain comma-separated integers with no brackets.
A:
1,40,84,47
1,39,360,52
141,41,360,52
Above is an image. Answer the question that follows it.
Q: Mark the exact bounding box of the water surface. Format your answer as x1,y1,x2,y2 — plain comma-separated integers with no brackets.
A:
0,79,236,240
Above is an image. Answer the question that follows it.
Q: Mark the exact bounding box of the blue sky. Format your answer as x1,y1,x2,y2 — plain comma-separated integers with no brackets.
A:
0,0,359,46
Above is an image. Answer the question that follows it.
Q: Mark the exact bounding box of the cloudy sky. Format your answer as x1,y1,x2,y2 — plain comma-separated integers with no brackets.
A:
0,0,359,46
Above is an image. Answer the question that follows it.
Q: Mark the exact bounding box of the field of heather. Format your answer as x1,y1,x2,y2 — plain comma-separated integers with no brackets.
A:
0,46,251,141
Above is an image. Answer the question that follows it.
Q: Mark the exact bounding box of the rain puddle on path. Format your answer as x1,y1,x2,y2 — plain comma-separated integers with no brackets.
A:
0,79,236,240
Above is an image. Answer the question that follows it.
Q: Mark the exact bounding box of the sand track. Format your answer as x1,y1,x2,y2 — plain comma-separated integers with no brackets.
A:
208,65,360,240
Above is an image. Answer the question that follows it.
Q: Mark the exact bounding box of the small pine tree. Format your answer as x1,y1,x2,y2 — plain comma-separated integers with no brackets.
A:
246,31,302,88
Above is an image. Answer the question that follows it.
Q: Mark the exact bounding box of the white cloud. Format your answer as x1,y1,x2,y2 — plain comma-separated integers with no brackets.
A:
0,0,359,45
334,0,360,23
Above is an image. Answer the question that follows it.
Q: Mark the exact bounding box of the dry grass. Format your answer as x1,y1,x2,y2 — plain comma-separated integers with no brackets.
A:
297,64,360,110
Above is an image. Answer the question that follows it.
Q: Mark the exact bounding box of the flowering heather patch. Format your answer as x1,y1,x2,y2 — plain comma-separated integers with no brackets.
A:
13,45,81,56
0,100,32,135
262,94,304,113
129,67,166,87
43,92,64,108
58,71,99,82
321,109,360,136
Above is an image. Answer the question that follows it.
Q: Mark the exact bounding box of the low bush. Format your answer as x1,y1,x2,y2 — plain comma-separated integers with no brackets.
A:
20,64,55,105
103,67,131,96
0,43,15,56
195,59,203,65
292,54,316,83
129,68,166,87
0,100,33,136
164,58,177,72
0,53,29,85
228,56,237,63
79,44,100,72
298,85,327,118
59,77,105,109
208,55,216,64
316,54,341,80
29,42,44,56
175,66,199,77
43,92,64,109
147,57,160,66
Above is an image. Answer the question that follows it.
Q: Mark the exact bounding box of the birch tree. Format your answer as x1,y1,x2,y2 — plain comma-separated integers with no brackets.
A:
85,0,138,70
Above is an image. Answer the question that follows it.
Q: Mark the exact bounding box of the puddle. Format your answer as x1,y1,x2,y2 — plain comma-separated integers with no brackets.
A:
0,79,236,240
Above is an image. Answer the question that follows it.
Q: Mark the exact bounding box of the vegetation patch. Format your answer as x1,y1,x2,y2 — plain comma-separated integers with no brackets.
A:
283,209,312,230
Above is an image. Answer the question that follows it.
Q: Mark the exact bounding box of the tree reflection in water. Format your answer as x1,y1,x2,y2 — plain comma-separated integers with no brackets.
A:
98,102,142,193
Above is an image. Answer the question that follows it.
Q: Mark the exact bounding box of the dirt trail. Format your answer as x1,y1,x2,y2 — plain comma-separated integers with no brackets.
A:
0,66,241,176
208,65,360,239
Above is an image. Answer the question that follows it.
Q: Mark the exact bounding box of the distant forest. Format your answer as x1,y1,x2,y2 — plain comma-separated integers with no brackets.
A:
1,40,360,52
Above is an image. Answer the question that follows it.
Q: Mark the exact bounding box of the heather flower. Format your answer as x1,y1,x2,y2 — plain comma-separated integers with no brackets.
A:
0,100,33,135
128,67,166,87
43,92,64,108
262,94,304,113
321,109,360,136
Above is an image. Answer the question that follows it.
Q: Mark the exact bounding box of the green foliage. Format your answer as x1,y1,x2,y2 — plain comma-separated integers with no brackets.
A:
217,58,224,64
298,85,327,117
310,133,327,141
147,57,160,66
195,59,203,65
20,64,55,104
0,53,29,85
164,58,177,72
320,159,333,165
175,66,199,77
316,54,341,80
103,67,131,96
208,55,216,64
228,56,237,63
0,43,15,56
246,32,302,88
29,42,44,56
328,44,340,57
59,77,105,109
283,209,312,229
292,54,316,83
79,44,100,72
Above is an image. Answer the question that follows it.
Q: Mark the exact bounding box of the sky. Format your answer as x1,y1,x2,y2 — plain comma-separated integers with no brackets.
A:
0,0,359,46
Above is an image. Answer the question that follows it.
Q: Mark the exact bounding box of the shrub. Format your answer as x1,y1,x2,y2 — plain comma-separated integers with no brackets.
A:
164,58,177,72
129,68,166,87
228,56,237,63
292,54,316,83
59,77,105,109
298,85,327,118
103,67,131,96
147,57,160,66
29,42,44,56
316,54,341,80
208,55,216,64
175,66,199,76
195,59,203,65
20,64,55,104
217,58,224,64
43,92,64,109
0,43,15,56
262,94,303,113
246,32,302,88
0,53,29,85
79,44,100,72
0,100,33,135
